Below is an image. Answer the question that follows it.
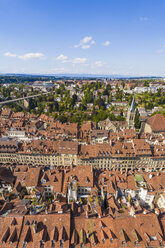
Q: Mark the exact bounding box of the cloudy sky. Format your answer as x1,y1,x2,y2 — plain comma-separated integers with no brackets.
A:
0,0,165,76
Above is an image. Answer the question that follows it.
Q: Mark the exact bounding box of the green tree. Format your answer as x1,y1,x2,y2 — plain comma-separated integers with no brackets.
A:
115,89,123,101
157,88,161,97
103,89,109,96
134,109,141,129
106,84,111,91
84,90,93,103
95,97,105,109
92,110,108,123
122,81,125,89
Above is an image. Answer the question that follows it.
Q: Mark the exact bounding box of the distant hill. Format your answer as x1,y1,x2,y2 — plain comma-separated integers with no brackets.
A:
0,73,163,81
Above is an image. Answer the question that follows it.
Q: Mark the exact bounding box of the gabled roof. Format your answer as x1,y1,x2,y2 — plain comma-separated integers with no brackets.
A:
146,114,165,132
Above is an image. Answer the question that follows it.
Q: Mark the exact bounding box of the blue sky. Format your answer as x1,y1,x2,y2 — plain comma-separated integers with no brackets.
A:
0,0,165,76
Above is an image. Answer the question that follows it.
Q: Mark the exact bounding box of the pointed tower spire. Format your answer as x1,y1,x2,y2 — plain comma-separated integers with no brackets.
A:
127,94,136,129
130,94,135,112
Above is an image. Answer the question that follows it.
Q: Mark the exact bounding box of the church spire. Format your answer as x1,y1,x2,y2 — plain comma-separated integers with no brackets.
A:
127,94,135,129
130,94,135,112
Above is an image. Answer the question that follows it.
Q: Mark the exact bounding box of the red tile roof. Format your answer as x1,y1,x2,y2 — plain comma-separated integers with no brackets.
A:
146,114,165,132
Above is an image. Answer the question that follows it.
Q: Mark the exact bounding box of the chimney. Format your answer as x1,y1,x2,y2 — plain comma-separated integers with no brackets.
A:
45,207,48,214
143,210,147,215
129,206,135,217
91,165,93,172
149,174,153,179
33,221,37,234
86,210,88,219
154,208,160,215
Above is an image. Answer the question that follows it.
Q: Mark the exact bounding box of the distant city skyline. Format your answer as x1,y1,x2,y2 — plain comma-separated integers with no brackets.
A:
0,0,165,76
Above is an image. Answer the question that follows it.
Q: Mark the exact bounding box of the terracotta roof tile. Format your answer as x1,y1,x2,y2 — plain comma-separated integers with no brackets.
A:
146,114,165,132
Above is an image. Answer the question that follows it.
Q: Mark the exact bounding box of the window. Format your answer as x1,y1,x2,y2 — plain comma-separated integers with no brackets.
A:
52,240,55,248
60,240,63,248
150,236,157,241
122,241,126,246
40,240,44,248
135,241,139,246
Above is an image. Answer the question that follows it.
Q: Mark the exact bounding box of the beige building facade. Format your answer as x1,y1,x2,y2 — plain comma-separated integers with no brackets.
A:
0,152,164,171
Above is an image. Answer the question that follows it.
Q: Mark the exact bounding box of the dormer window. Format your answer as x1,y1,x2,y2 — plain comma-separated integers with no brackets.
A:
41,179,47,184
135,241,139,246
52,240,55,248
150,236,157,241
40,240,44,248
22,241,27,248
25,220,30,226
86,177,90,183
122,240,126,246
102,238,106,243
60,239,64,248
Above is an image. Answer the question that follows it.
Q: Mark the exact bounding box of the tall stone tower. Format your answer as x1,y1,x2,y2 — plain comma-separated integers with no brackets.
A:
127,95,135,129
24,98,29,109
23,88,29,109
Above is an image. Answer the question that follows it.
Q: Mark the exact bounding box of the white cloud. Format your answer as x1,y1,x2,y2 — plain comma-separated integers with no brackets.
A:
54,54,68,62
53,55,88,64
74,36,95,49
94,60,106,67
51,67,67,73
71,57,88,64
157,49,164,54
81,36,93,43
91,40,95,45
157,44,165,54
4,52,44,60
81,45,91,49
103,41,111,46
4,52,17,57
18,53,44,60
139,17,150,21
